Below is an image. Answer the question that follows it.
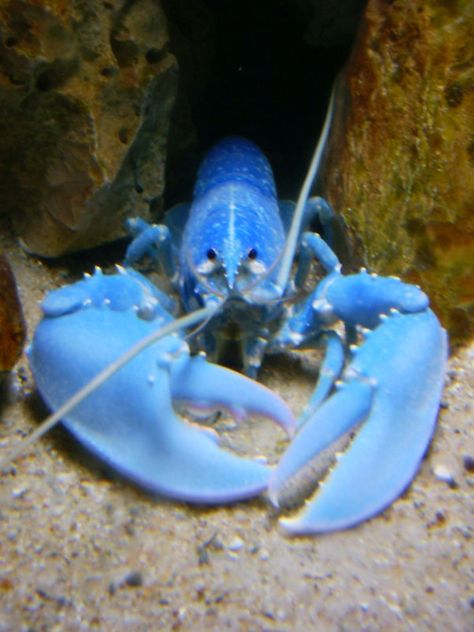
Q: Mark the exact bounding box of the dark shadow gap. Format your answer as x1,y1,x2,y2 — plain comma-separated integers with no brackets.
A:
162,0,367,206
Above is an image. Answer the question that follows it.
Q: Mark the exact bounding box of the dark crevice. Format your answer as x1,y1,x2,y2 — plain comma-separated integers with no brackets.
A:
162,0,367,206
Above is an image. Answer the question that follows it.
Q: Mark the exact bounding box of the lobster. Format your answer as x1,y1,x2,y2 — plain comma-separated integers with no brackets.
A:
3,89,448,534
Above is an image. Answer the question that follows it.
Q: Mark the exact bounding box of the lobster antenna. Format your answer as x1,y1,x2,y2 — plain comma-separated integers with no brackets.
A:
275,79,337,291
0,304,218,471
183,300,223,342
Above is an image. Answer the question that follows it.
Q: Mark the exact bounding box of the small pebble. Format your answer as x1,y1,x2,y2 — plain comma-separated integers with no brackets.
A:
463,455,474,473
259,548,270,561
176,606,187,623
276,609,287,621
124,571,143,587
433,464,456,486
11,486,28,499
227,536,244,552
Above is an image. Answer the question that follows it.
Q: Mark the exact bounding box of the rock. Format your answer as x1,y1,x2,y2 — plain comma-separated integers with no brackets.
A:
432,463,457,487
0,255,26,371
226,536,244,552
0,0,178,256
322,0,474,344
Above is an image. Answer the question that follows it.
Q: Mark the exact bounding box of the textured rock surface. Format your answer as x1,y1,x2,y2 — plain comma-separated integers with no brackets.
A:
0,254,25,371
322,0,474,344
0,0,177,256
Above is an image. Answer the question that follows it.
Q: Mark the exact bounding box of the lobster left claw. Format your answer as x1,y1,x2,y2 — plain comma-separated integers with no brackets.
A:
28,269,295,504
269,307,448,534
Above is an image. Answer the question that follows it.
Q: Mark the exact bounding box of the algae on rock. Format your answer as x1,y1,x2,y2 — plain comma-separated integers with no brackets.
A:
322,0,474,343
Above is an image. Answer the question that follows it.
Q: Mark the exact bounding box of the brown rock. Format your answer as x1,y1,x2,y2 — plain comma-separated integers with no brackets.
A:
0,254,25,371
0,0,178,256
322,0,474,344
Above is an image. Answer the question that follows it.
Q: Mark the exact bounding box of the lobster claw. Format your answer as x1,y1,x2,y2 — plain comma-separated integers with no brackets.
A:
170,353,295,433
29,271,295,504
269,308,448,534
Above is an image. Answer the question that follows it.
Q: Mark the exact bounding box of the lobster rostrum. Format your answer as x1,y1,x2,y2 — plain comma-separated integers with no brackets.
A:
11,89,447,534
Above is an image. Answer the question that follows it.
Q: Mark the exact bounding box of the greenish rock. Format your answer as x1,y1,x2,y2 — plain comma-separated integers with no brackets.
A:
322,0,474,344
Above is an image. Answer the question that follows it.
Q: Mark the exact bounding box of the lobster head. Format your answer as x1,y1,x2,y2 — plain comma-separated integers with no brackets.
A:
182,181,286,302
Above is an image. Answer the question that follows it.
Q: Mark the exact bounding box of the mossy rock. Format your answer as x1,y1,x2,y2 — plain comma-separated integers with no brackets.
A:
322,0,474,345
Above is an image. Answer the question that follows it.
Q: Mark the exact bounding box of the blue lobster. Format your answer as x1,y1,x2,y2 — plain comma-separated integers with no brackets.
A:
21,93,447,534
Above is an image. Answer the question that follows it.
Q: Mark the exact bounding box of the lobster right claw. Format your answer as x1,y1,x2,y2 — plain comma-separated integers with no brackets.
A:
270,308,448,534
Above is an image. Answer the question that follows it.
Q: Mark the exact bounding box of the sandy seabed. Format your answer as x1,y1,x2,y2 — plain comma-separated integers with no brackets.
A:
0,230,472,632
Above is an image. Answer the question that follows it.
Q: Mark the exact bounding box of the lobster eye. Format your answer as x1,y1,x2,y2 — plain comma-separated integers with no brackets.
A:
247,248,258,260
206,248,217,261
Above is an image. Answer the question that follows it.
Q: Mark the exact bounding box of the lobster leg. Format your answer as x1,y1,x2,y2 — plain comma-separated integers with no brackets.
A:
242,336,269,378
293,232,341,293
124,218,175,277
270,308,447,534
278,197,335,247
